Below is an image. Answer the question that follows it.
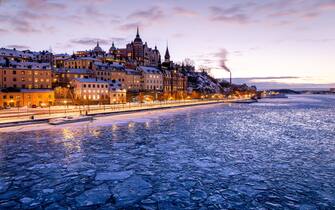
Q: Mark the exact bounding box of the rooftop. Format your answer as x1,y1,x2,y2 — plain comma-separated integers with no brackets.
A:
73,78,109,84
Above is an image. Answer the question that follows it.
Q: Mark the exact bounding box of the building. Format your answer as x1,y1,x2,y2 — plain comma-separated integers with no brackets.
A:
53,53,71,68
138,66,163,91
0,89,54,108
75,42,106,58
161,47,188,99
125,69,142,92
53,68,93,87
330,88,335,93
0,62,52,89
71,78,109,104
108,28,161,67
94,62,128,89
0,48,53,63
109,81,126,104
64,57,98,70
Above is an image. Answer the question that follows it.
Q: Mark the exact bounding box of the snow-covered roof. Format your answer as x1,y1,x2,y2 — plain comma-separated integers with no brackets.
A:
125,68,141,75
54,68,93,74
108,80,123,91
138,66,161,74
94,62,125,71
72,78,108,84
0,48,34,58
67,57,98,61
0,61,51,70
0,48,52,59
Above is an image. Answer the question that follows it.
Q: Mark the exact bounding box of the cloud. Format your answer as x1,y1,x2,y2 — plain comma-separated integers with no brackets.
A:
71,37,126,46
23,0,66,11
5,44,30,50
128,6,165,21
209,0,335,26
173,7,198,17
9,17,40,33
209,6,250,24
118,22,143,32
0,28,8,34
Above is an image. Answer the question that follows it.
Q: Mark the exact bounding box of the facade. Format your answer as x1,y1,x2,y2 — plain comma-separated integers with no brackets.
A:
0,62,52,89
108,28,161,67
109,81,127,104
125,69,142,92
71,78,109,103
53,68,93,87
94,62,128,89
64,57,98,70
0,89,54,108
161,47,188,99
75,42,106,58
53,54,71,68
138,66,163,91
0,48,53,63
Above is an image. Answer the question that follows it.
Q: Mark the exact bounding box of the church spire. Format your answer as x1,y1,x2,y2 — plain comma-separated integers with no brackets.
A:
136,26,140,38
164,44,170,62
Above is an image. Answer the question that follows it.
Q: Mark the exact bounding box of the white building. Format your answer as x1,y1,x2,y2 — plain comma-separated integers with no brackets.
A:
71,78,109,103
137,66,163,91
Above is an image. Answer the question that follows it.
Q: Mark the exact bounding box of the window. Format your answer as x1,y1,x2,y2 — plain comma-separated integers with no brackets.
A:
83,84,86,88
13,78,17,82
13,71,16,75
88,84,91,88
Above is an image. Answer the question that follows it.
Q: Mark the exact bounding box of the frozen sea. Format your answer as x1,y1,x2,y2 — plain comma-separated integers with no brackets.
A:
0,95,334,209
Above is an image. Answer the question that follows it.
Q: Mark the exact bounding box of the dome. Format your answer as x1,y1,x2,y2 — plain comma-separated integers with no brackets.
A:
109,42,116,53
93,41,103,52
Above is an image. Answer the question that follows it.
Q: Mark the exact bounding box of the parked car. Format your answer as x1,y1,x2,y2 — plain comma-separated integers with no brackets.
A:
31,105,37,108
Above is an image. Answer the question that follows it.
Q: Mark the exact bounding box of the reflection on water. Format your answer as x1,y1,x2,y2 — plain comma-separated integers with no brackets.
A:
0,95,334,209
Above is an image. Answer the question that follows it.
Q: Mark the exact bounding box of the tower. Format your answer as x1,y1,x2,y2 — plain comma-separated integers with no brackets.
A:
164,45,170,63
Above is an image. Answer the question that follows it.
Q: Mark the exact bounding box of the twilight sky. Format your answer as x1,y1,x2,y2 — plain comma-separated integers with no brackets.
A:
0,0,334,88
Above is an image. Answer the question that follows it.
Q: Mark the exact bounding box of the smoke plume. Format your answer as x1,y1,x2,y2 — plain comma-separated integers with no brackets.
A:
217,49,231,72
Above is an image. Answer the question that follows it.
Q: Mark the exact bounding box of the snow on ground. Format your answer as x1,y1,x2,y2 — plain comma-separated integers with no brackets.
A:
0,103,223,133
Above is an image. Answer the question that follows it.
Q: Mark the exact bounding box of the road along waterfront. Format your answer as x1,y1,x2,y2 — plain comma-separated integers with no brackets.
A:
0,95,334,209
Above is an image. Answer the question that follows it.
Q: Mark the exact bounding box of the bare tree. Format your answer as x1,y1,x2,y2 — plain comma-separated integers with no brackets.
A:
198,65,211,75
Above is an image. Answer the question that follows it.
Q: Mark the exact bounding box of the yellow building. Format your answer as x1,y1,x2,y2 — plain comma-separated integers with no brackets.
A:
0,89,54,108
53,68,93,87
125,69,141,92
0,63,52,89
109,81,127,104
94,62,128,89
64,57,98,70
138,66,163,91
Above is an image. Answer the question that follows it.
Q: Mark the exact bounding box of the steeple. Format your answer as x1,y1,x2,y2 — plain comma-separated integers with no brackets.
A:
134,26,142,43
164,45,170,62
136,26,140,38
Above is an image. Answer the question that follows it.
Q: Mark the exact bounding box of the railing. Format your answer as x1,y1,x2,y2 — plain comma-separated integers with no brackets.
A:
0,98,248,124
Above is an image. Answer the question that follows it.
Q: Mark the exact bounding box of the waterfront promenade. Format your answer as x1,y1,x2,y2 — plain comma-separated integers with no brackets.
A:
0,98,253,127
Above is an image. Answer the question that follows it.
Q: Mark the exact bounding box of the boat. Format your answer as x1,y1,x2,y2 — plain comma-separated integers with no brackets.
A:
49,116,94,125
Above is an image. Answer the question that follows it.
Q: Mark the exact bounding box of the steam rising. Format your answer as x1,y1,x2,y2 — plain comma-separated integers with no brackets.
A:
218,49,231,72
